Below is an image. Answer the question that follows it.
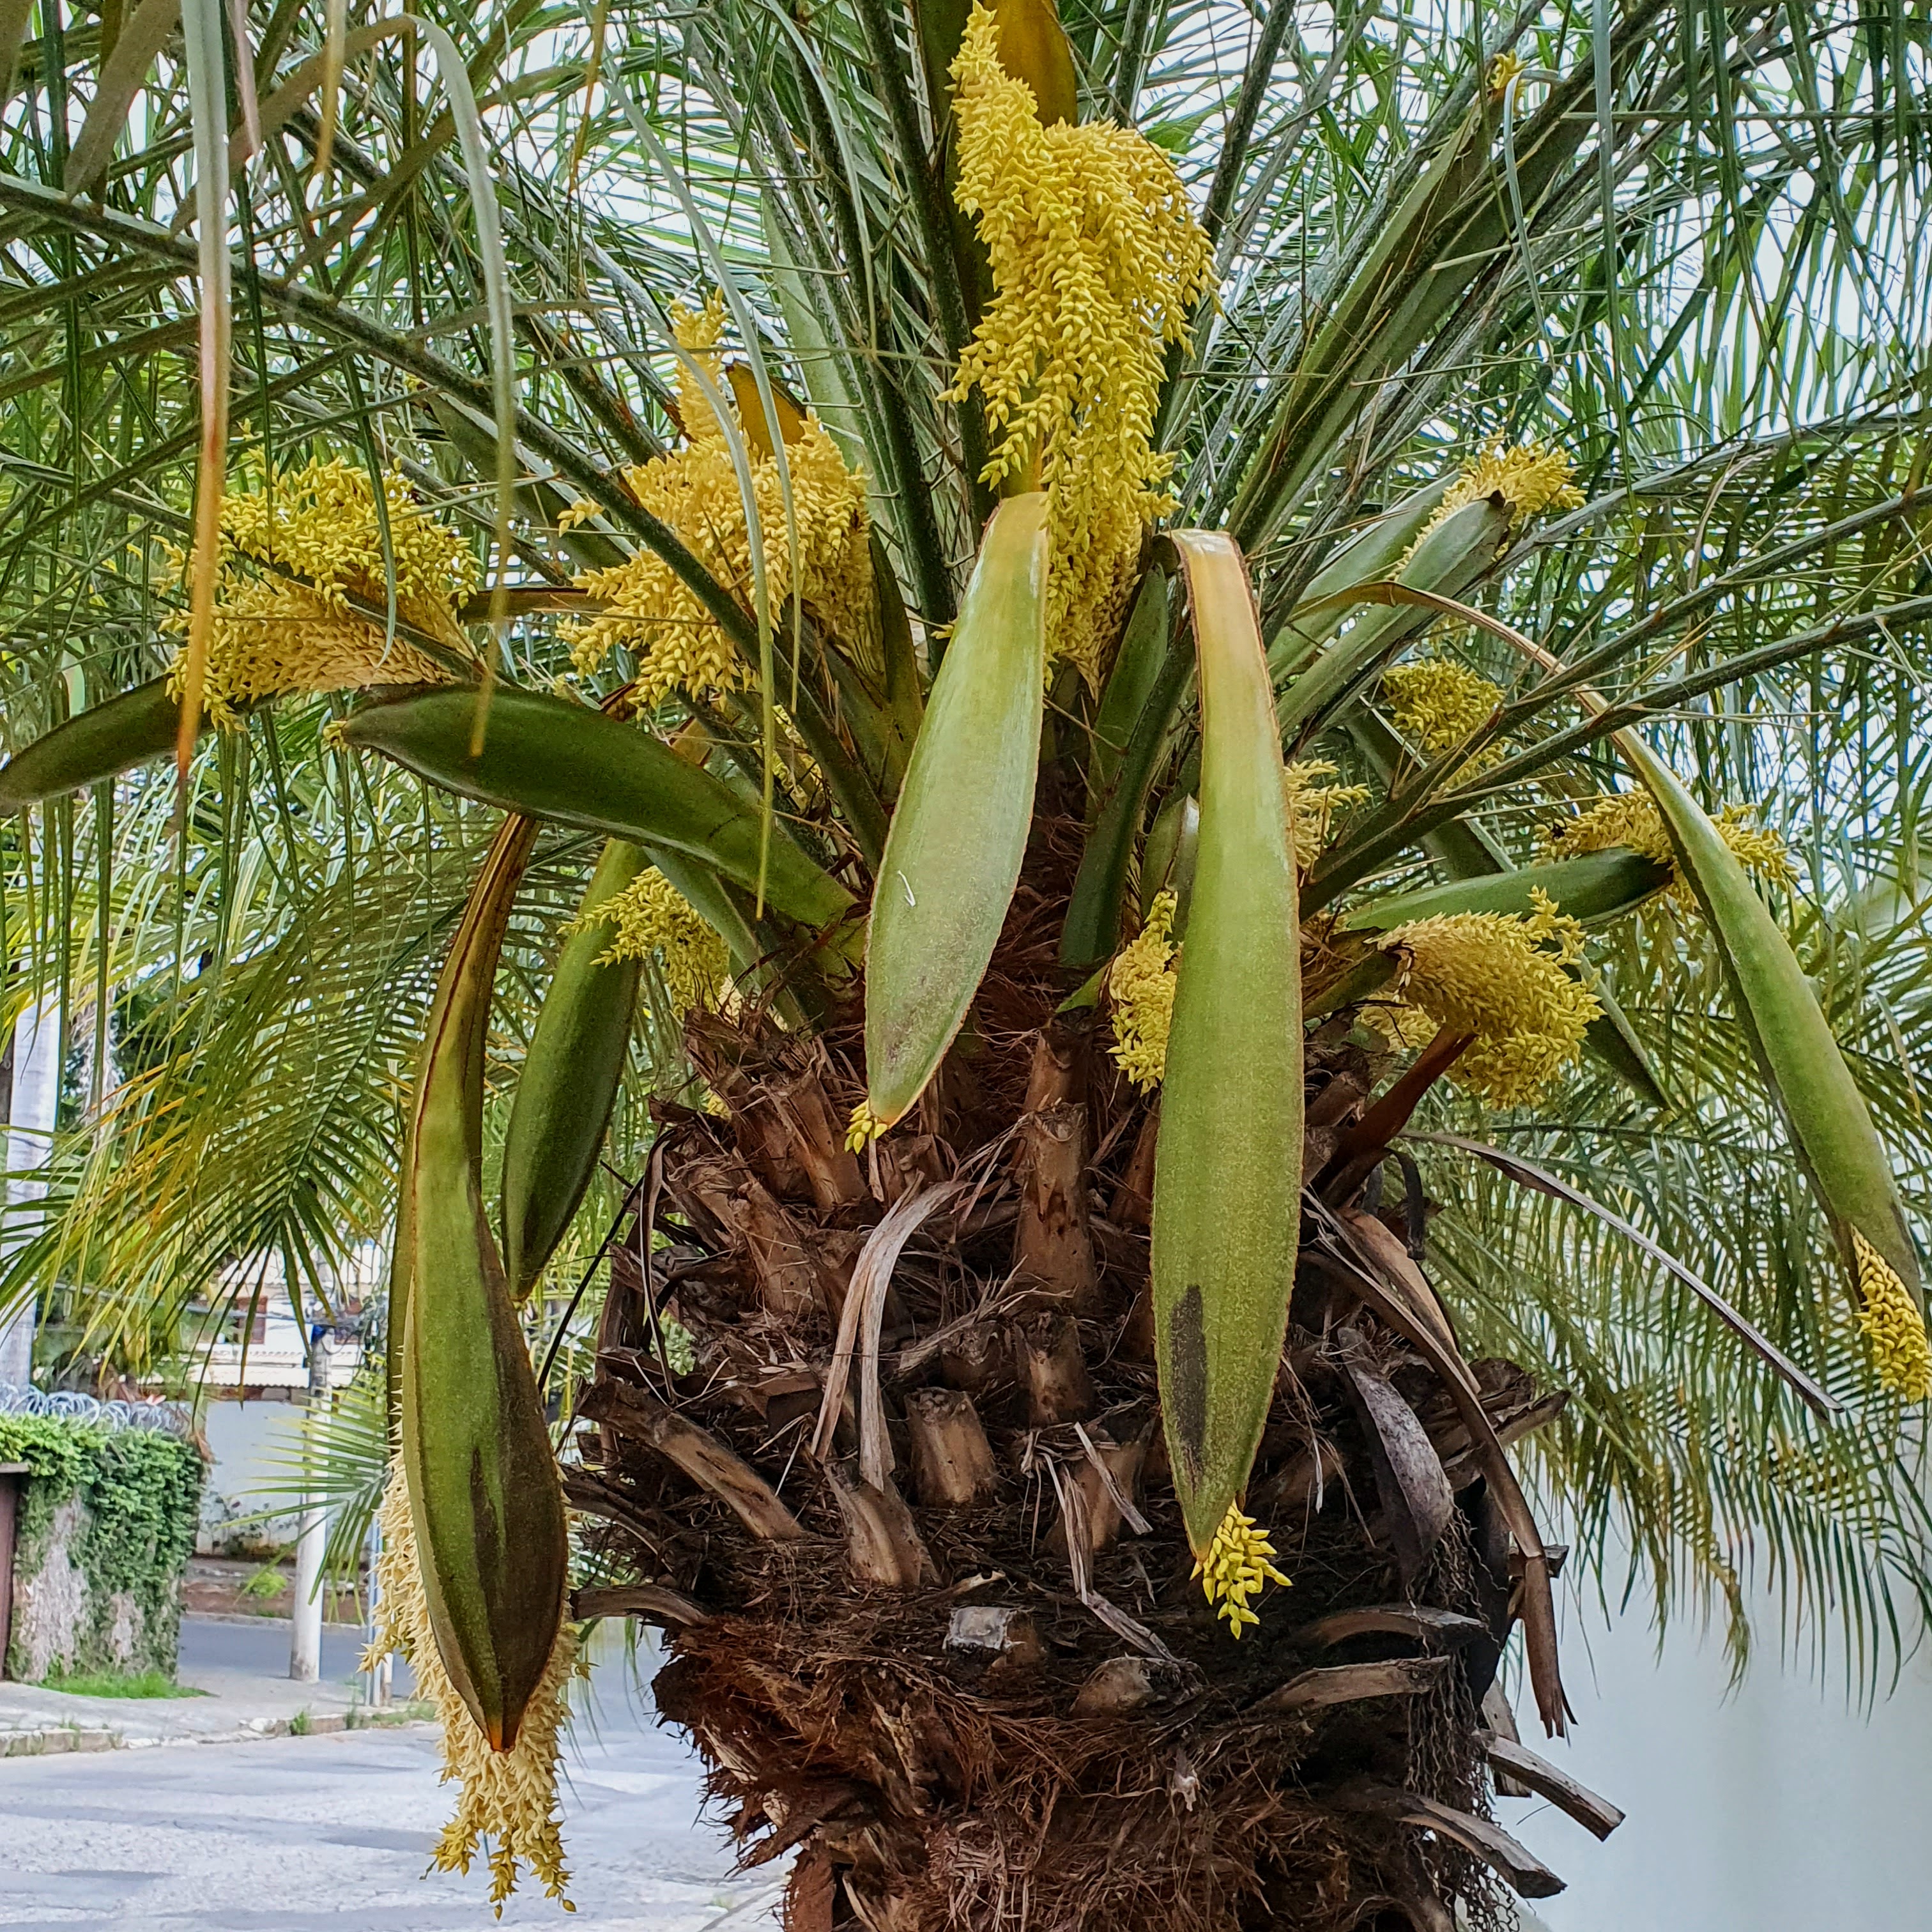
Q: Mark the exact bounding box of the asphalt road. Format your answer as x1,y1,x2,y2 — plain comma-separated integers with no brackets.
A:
174,1613,416,1698
0,1642,777,1932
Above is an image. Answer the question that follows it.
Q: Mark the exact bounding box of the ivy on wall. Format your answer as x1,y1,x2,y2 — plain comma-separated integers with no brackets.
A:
0,1416,205,1680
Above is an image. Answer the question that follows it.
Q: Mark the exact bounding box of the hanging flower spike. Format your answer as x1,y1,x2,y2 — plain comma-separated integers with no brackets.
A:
1383,888,1600,1107
1283,760,1372,871
1380,657,1506,775
1544,790,1795,908
1399,438,1584,570
1851,1229,1932,1401
367,1469,576,1913
564,868,728,1017
1107,888,1179,1091
946,3,1211,689
561,295,873,707
1191,1501,1291,1637
164,458,475,724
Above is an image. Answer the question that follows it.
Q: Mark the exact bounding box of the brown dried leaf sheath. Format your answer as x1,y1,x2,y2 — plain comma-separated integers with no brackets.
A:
568,801,1589,1932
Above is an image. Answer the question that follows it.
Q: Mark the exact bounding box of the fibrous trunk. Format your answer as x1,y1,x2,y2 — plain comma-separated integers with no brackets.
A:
571,809,1600,1932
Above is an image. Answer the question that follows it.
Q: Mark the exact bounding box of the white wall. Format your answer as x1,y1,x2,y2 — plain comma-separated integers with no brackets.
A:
198,1396,309,1549
1498,1573,1932,1931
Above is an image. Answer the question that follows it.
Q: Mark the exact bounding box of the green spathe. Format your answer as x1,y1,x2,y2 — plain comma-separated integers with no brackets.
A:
343,687,853,935
401,820,568,1753
864,493,1051,1126
501,837,647,1301
0,680,197,811
1151,532,1304,1557
1623,739,1920,1296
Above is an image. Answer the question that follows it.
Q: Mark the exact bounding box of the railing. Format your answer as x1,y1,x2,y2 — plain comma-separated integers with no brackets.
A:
0,1382,193,1437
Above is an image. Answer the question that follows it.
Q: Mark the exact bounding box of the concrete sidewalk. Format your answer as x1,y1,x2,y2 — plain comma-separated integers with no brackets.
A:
0,1622,777,1930
0,1613,424,1755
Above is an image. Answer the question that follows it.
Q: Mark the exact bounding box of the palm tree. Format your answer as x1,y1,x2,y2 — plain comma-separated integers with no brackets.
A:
3,0,1932,1924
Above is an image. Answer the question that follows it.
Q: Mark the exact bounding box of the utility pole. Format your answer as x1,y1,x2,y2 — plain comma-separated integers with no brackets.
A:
0,996,61,1391
289,1321,330,1683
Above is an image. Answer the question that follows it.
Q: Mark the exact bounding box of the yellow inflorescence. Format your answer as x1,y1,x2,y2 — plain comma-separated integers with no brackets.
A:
1851,1229,1932,1402
1544,790,1795,908
947,3,1211,688
671,290,730,439
1381,656,1505,771
561,296,873,709
1405,438,1583,564
367,1468,575,1913
1284,760,1371,871
165,459,474,724
845,1098,882,1153
1108,889,1179,1091
567,868,728,1017
1384,888,1601,1107
1192,1502,1291,1637
1488,50,1527,100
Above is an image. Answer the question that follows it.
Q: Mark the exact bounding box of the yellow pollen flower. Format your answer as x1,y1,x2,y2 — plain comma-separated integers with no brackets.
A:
1108,888,1179,1091
1380,656,1505,772
567,869,728,1016
1191,1501,1290,1637
1383,888,1600,1107
165,459,475,724
1851,1230,1932,1402
561,296,873,709
670,291,730,441
1284,760,1371,871
1488,51,1527,100
1544,791,1795,907
367,1468,575,1912
845,1098,882,1153
946,3,1211,688
1404,438,1583,565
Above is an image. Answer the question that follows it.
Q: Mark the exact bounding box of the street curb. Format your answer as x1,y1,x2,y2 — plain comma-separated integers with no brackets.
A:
0,1709,435,1757
184,1611,366,1631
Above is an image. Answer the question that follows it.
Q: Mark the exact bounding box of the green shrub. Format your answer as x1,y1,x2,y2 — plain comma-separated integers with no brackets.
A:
0,1416,205,1680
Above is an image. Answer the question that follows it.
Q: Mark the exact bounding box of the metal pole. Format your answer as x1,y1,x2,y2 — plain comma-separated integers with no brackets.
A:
365,1507,392,1708
289,1324,330,1683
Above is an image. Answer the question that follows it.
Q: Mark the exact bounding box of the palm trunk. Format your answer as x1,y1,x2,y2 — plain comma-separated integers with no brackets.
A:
570,808,1596,1932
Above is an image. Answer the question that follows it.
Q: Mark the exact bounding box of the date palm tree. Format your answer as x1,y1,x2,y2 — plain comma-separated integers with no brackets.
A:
3,0,1932,1926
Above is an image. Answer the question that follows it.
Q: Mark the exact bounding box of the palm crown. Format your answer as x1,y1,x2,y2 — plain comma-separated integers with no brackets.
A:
3,0,1931,1920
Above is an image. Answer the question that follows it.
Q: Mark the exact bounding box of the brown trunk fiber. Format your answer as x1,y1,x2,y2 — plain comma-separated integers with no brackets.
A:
572,836,1594,1932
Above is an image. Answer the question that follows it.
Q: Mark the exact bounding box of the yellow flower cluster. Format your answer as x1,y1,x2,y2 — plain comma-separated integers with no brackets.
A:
845,1098,882,1153
1108,889,1179,1091
1405,439,1584,564
1544,791,1795,907
1192,1501,1290,1637
567,868,728,1016
1381,656,1505,771
947,3,1211,688
1284,760,1371,871
165,459,473,724
1384,888,1600,1107
562,296,873,709
367,1468,574,1912
1851,1229,1932,1402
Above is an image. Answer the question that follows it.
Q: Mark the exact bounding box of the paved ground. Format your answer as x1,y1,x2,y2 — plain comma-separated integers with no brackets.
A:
0,1630,778,1931
0,1614,412,1751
